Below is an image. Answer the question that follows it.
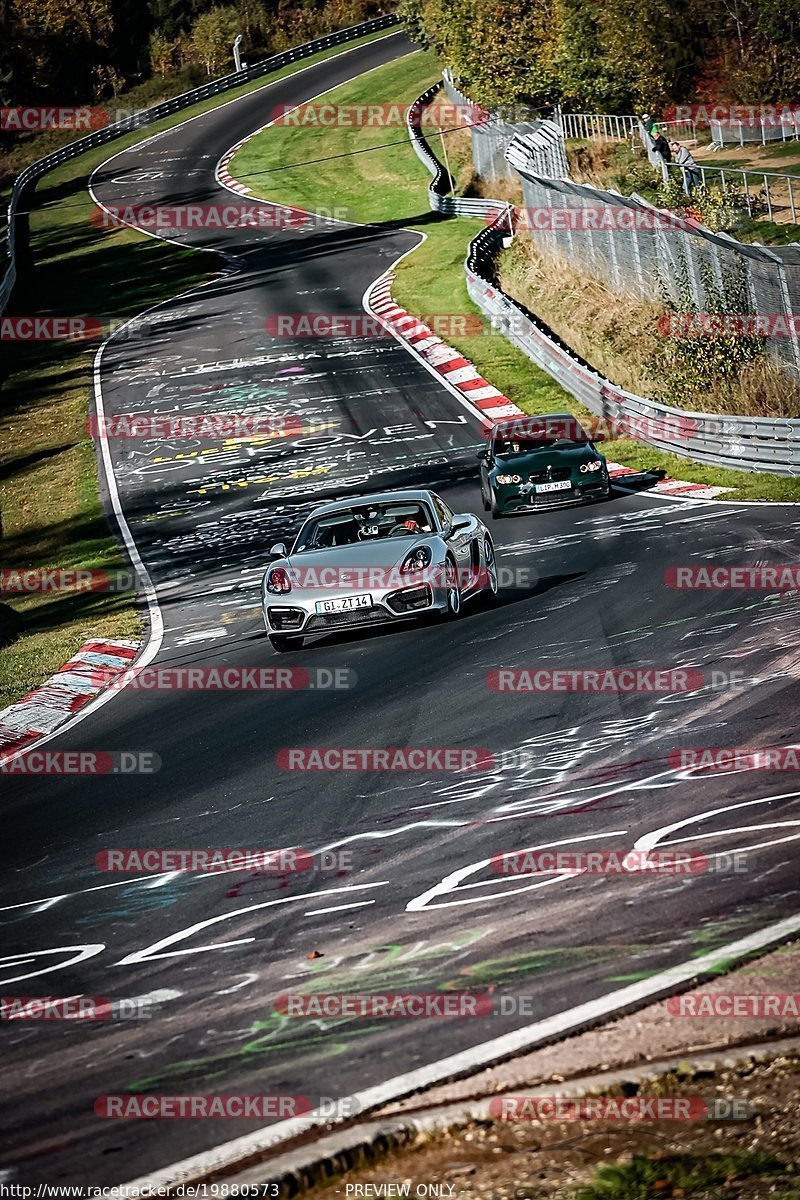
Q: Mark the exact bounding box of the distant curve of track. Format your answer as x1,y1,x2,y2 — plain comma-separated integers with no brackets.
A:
3,30,800,1186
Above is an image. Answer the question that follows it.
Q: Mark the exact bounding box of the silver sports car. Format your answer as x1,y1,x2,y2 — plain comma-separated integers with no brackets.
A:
262,489,499,651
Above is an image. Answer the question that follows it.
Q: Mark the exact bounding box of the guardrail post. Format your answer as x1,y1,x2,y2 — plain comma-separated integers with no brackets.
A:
764,247,800,372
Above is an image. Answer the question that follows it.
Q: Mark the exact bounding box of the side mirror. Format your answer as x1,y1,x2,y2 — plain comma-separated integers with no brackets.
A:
449,516,471,536
268,542,288,560
476,447,487,460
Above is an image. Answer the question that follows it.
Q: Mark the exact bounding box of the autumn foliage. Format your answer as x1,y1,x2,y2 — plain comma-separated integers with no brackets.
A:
398,0,800,112
0,0,386,106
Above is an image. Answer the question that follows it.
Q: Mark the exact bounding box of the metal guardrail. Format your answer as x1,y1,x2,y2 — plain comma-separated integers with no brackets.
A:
504,122,570,181
636,120,800,224
1,14,400,315
407,85,511,220
665,157,800,224
711,114,800,147
559,112,637,141
408,85,800,476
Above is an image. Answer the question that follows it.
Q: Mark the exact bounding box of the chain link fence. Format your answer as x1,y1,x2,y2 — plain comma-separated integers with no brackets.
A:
408,85,800,475
515,170,800,373
441,70,546,182
442,73,800,376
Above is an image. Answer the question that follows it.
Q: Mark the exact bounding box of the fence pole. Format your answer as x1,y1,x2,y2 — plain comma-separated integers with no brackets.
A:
765,248,800,372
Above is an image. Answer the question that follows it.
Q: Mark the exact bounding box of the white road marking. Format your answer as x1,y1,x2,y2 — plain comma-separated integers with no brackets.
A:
115,908,800,1193
0,32,401,768
406,830,627,911
0,944,106,986
115,882,389,965
303,900,376,916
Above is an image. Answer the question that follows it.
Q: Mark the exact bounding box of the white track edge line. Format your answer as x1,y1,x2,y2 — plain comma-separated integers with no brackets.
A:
0,33,404,766
116,907,800,1191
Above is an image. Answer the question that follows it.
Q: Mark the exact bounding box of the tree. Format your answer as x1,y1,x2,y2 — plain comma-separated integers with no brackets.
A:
149,29,174,74
190,4,238,74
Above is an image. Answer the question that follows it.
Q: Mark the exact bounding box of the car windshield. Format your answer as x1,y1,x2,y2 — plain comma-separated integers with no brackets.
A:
294,501,435,551
493,432,590,455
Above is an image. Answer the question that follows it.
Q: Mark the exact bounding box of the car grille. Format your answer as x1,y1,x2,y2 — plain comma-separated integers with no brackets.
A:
386,585,432,615
305,607,388,632
267,606,305,631
526,467,572,483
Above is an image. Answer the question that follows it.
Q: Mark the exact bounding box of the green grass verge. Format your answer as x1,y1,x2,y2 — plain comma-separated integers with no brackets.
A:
229,50,800,504
573,1151,788,1200
0,27,399,710
0,26,395,213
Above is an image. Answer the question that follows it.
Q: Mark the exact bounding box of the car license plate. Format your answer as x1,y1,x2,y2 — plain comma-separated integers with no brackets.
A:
315,593,372,614
535,480,572,494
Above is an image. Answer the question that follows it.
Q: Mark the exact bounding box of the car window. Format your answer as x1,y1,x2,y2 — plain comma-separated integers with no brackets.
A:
294,501,435,550
493,433,589,454
432,495,454,529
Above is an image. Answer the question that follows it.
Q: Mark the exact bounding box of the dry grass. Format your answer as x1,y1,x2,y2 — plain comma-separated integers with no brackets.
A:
498,235,661,394
425,89,524,203
468,174,524,204
566,140,621,187
497,233,800,417
716,357,800,418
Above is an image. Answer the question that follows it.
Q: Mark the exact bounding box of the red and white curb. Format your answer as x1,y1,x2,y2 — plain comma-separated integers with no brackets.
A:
217,140,254,197
0,639,140,763
367,274,732,501
368,275,520,424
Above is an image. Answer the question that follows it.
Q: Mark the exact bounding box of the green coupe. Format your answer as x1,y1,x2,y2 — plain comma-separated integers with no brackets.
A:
478,413,610,518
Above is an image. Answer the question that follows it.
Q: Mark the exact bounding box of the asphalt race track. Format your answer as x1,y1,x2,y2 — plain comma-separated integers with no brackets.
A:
3,29,800,1186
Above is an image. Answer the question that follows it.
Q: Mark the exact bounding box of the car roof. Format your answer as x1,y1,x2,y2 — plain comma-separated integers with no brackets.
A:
492,412,577,433
304,490,438,521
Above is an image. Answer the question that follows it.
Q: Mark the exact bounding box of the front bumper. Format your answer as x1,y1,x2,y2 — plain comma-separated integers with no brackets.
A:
496,479,609,512
263,583,438,636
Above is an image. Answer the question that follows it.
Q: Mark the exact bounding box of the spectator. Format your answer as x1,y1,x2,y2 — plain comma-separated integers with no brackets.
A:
671,141,701,194
652,131,672,161
641,112,660,137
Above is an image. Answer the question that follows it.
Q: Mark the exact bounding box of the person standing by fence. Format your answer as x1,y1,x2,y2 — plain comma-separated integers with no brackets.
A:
671,141,701,194
652,130,672,161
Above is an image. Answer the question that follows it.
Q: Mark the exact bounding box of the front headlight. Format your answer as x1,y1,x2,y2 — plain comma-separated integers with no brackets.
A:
579,461,602,473
266,567,292,594
401,546,432,574
495,474,522,485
